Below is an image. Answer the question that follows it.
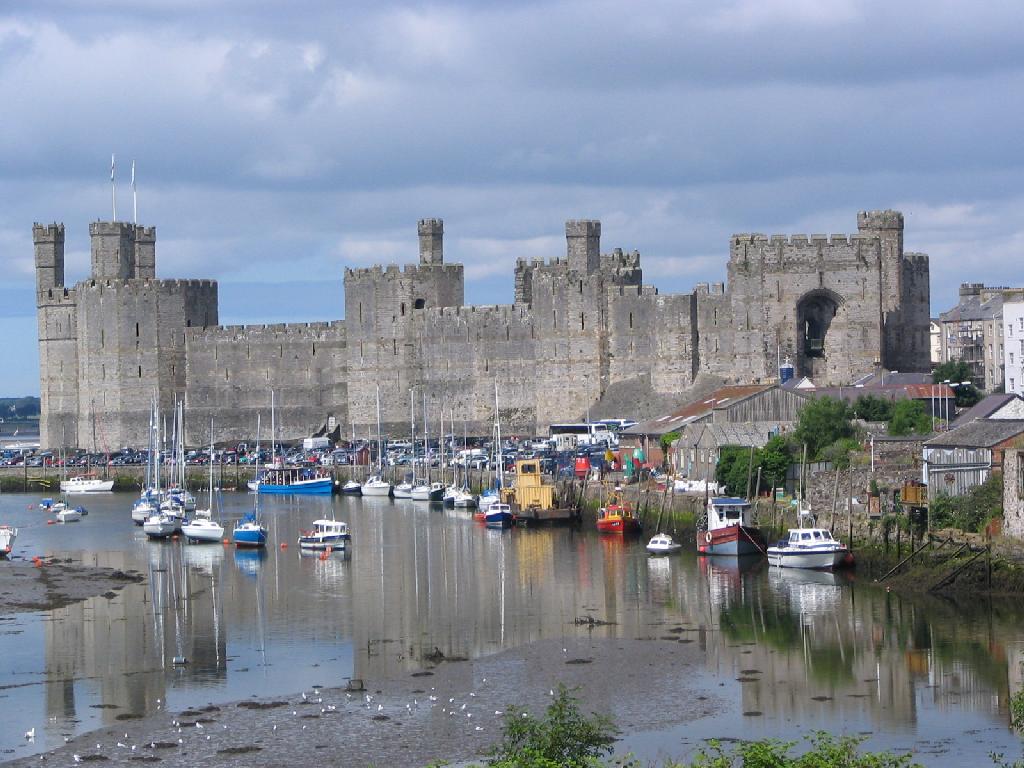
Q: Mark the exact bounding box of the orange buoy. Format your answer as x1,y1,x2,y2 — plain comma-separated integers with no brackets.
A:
280,542,288,549
222,539,230,546
46,520,56,525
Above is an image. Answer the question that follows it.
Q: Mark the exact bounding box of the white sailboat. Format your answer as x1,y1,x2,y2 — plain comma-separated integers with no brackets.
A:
182,419,225,544
393,388,416,498
132,396,161,525
412,389,444,501
362,384,393,497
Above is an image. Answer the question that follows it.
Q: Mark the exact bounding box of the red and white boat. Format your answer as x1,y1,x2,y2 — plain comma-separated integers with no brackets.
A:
0,524,16,557
697,496,765,556
596,489,642,535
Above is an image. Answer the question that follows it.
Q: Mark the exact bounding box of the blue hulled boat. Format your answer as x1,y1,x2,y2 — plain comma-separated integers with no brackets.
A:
233,511,267,548
485,502,513,529
248,466,334,495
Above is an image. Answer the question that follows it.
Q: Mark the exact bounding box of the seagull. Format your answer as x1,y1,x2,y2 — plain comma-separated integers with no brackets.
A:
549,689,554,696
25,728,35,741
460,703,466,711
475,726,484,731
429,695,437,702
469,693,476,698
377,704,383,712
302,692,307,701
449,698,455,704
73,755,81,763
117,742,127,749
195,722,203,729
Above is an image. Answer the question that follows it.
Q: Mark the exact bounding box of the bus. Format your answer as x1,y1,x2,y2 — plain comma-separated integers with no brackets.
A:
596,418,637,433
548,422,617,448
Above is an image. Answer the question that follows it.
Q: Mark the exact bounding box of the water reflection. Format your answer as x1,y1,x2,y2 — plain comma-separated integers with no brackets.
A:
0,491,1022,764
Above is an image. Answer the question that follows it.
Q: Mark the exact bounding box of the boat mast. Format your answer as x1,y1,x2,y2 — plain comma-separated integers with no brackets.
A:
422,389,428,483
409,387,415,482
270,390,276,468
253,413,261,518
495,380,503,489
208,416,215,512
375,384,382,474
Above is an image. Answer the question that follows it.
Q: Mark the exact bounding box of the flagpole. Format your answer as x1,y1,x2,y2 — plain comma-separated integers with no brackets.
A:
110,153,117,222
131,160,137,225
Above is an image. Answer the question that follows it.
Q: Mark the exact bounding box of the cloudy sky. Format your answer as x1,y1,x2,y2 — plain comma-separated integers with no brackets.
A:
3,0,1023,396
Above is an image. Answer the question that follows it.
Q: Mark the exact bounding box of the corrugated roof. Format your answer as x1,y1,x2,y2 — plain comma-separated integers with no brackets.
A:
808,383,953,403
701,422,776,448
953,393,1020,426
924,419,1024,449
623,384,774,437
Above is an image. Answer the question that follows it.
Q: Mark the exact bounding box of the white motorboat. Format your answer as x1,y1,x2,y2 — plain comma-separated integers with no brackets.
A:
143,512,177,539
393,481,413,499
361,475,393,496
298,519,351,550
478,490,499,512
442,485,460,506
56,506,83,523
646,532,682,555
60,476,114,493
341,480,362,495
165,487,196,512
412,482,445,502
452,489,478,509
767,512,852,570
0,525,17,557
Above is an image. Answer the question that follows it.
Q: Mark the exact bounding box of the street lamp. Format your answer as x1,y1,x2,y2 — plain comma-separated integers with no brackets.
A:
944,381,973,429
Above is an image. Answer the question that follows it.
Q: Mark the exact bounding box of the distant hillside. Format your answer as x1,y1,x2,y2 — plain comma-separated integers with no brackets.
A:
0,397,40,420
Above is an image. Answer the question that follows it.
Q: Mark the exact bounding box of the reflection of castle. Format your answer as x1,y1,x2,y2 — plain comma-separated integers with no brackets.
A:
35,211,930,449
43,547,226,729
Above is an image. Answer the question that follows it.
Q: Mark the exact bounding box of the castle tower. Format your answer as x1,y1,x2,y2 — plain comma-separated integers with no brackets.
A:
89,221,135,279
34,223,79,449
34,223,65,293
134,225,156,279
566,219,601,274
418,218,443,265
857,210,904,313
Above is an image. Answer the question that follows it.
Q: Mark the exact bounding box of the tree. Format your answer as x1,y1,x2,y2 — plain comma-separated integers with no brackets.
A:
795,396,855,460
715,446,752,496
933,361,982,407
852,394,894,422
888,399,933,436
759,435,793,491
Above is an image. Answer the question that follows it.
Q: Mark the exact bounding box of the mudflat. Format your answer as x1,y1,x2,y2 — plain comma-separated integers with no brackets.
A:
5,635,720,768
0,558,144,615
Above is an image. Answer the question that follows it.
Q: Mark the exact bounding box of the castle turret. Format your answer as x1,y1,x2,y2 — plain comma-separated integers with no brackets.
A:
89,221,135,279
34,223,65,294
566,219,601,274
134,225,156,279
418,218,443,265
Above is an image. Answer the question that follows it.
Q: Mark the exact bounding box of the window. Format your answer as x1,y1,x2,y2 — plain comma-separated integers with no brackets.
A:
414,298,425,310
1012,353,1016,365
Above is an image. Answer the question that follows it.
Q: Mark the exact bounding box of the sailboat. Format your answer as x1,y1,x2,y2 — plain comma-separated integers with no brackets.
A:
361,384,393,497
143,406,178,539
483,382,512,529
393,389,416,499
0,524,17,557
132,396,161,525
412,389,444,501
183,418,226,544
233,413,268,548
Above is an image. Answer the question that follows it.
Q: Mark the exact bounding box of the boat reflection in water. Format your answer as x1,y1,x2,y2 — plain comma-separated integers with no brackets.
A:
234,547,267,576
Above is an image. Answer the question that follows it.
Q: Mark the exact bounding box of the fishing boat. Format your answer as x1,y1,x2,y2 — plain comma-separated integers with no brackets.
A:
60,475,114,493
233,413,268,548
646,532,682,555
361,385,393,497
249,466,334,495
484,502,513,529
182,421,225,544
297,519,351,551
341,480,362,495
453,489,478,509
767,511,852,570
696,496,766,556
0,525,17,557
596,488,641,535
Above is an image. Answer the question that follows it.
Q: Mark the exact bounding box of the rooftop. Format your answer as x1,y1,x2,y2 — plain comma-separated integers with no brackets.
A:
923,419,1024,449
623,384,775,437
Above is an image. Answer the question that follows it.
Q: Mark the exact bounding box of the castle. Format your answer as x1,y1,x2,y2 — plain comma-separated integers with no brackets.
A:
34,211,931,450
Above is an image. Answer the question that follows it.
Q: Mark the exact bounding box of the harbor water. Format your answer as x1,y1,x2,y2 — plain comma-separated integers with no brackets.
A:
0,491,1022,765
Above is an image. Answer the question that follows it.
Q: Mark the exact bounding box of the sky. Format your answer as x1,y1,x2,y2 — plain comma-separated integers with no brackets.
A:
3,0,1024,396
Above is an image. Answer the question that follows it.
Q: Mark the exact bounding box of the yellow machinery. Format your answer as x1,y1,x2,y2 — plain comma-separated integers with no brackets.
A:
502,459,555,511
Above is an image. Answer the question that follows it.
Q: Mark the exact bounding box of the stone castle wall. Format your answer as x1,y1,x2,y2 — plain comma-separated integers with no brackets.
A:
36,211,931,449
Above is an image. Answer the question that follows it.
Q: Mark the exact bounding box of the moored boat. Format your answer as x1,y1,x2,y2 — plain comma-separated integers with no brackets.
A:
596,488,641,535
361,475,393,496
0,525,17,557
646,532,682,555
182,510,224,543
249,466,334,495
341,480,363,495
393,481,414,499
696,496,765,556
61,475,114,493
143,512,176,538
298,519,351,550
412,482,445,502
233,512,268,548
484,503,513,529
767,511,852,570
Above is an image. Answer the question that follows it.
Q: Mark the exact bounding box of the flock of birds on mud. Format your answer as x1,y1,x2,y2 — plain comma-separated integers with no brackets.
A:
19,673,572,763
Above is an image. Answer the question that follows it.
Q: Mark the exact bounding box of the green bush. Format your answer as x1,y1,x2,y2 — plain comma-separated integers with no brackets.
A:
795,397,855,461
888,400,933,436
852,394,894,422
929,474,1003,532
484,684,616,768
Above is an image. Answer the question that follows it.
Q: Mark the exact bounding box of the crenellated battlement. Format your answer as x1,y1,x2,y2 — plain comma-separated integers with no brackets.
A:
858,209,904,231
344,262,463,281
77,277,217,293
33,222,65,241
188,320,343,339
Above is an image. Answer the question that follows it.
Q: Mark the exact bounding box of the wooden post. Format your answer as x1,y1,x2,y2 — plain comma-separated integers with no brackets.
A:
830,468,840,533
745,445,755,500
848,466,854,547
753,467,762,518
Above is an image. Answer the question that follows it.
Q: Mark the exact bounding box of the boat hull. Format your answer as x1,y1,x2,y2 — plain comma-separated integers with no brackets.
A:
257,478,333,495
341,482,362,495
767,547,849,570
361,482,392,497
696,525,765,556
0,526,16,557
61,479,114,493
596,517,642,535
182,522,225,543
297,535,349,550
485,512,513,529
233,527,267,548
143,519,176,538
